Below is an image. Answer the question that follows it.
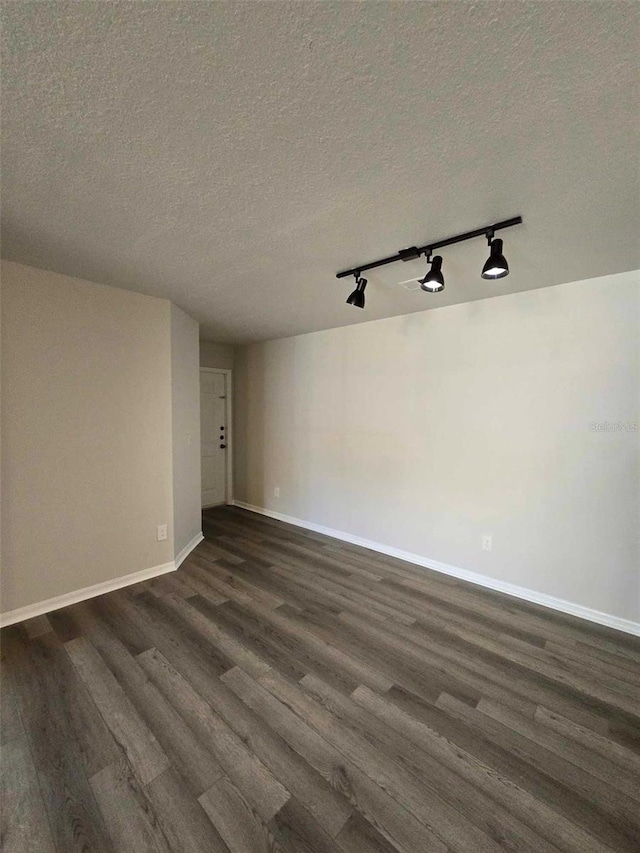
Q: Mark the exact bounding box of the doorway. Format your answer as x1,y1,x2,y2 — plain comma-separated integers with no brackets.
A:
200,368,232,507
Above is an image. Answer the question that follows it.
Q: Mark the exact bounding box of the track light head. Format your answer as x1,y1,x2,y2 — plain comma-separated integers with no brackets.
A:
419,255,445,293
346,274,367,308
482,237,509,279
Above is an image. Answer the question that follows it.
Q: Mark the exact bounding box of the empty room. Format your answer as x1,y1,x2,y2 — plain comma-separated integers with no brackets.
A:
1,2,639,852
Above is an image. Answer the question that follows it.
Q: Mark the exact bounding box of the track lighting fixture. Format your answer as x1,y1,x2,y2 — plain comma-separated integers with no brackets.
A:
346,274,367,309
338,216,521,306
481,234,509,279
419,254,444,293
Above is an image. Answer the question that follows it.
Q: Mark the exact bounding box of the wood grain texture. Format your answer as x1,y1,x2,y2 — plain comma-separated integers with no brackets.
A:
65,636,169,786
2,628,116,853
198,776,279,853
144,767,230,853
2,504,639,852
138,646,290,822
90,758,172,853
0,740,55,853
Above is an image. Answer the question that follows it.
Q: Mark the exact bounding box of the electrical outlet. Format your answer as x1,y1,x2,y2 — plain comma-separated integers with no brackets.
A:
482,534,492,552
274,487,280,498
157,524,168,542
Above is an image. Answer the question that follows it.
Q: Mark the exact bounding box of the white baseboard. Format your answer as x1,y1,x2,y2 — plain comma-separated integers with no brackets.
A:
0,529,207,628
233,500,640,638
175,532,204,569
0,560,176,628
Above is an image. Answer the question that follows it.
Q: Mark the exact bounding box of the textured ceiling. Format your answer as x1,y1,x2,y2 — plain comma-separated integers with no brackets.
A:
1,2,638,343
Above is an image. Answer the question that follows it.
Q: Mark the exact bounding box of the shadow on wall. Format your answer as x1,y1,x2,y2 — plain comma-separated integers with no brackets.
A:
235,345,267,507
200,340,235,371
237,332,381,525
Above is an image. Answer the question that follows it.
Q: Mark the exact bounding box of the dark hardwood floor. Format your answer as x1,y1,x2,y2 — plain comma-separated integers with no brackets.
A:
2,505,640,853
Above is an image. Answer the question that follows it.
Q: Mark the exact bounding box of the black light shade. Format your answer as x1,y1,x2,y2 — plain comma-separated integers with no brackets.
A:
346,276,367,308
482,238,509,279
419,255,445,292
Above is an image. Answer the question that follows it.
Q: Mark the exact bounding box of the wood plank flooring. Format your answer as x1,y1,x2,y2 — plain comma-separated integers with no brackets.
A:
2,505,639,853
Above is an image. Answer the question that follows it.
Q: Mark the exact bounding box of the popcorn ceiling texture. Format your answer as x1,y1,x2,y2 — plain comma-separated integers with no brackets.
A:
1,1,638,343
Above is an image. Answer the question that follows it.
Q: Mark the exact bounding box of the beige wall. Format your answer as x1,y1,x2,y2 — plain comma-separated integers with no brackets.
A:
200,340,234,370
235,271,640,624
171,304,202,558
1,261,175,613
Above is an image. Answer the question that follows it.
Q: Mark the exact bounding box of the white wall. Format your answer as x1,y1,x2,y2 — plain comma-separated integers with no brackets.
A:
171,304,202,559
235,271,640,625
200,340,234,370
0,261,202,617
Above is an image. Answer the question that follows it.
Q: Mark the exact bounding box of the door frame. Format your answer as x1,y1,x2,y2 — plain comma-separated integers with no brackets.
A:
200,367,233,507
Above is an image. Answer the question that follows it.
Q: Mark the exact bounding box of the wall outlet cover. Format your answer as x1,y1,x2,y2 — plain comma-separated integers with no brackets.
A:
482,535,492,552
157,524,168,542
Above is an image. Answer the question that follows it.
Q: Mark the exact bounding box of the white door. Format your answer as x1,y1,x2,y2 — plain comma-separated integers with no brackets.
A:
201,370,229,507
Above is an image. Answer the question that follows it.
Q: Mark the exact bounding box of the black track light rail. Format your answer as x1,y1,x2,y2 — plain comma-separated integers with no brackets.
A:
336,216,523,279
